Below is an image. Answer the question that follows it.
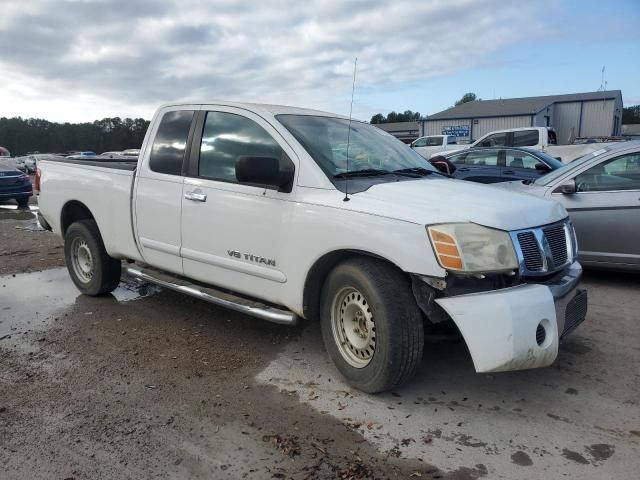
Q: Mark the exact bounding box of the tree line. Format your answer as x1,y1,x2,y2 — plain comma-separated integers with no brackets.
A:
0,117,150,156
370,92,479,124
623,105,640,124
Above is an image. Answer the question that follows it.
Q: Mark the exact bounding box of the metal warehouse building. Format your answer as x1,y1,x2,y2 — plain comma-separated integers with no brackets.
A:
421,90,623,145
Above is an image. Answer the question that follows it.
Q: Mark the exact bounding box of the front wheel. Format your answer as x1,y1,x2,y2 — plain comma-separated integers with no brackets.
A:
320,258,424,393
64,219,121,295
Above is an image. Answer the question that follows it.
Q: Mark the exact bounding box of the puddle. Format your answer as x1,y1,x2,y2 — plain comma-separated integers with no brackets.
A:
0,267,160,348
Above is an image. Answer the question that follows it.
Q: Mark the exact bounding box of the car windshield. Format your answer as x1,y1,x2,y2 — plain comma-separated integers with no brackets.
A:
276,115,437,180
534,147,611,186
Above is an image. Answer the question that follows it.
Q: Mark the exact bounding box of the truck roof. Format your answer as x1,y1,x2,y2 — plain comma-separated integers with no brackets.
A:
157,101,350,120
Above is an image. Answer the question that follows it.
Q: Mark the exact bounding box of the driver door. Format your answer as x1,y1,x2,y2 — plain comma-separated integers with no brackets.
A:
179,107,298,302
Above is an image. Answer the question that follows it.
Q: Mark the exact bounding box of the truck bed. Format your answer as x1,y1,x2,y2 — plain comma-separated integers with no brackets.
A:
37,158,142,262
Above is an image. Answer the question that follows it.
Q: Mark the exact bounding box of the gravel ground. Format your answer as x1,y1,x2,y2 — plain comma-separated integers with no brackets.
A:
0,201,638,479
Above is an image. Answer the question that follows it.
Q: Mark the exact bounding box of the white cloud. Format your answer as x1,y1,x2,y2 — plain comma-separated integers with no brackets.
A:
0,0,544,122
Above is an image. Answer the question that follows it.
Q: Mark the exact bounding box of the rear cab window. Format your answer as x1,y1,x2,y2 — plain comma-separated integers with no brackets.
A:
149,110,195,175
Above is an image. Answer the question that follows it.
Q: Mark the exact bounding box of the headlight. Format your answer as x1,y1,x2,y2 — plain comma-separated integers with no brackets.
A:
427,223,518,273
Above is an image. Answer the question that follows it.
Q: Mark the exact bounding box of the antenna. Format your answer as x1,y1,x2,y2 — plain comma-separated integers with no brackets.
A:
598,66,606,91
343,57,358,202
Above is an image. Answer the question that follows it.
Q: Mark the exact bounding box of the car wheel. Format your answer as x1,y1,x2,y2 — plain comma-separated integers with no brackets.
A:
16,197,29,209
320,258,424,393
64,219,121,295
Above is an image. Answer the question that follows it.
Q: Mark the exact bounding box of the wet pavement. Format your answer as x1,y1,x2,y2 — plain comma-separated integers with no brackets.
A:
0,209,639,478
257,270,640,479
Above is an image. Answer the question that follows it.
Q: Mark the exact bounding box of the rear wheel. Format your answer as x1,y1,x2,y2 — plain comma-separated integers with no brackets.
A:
64,219,121,295
320,258,424,393
16,197,29,209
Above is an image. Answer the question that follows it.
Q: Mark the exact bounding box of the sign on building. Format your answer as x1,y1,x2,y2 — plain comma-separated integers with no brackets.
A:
442,125,470,137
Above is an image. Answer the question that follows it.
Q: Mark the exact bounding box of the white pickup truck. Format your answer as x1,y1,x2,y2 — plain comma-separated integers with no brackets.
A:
37,102,587,393
410,135,463,159
432,127,608,163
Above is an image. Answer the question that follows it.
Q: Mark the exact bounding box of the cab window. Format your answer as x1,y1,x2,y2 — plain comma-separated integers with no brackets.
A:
478,132,507,147
512,130,539,147
199,111,285,184
149,110,194,175
413,138,427,147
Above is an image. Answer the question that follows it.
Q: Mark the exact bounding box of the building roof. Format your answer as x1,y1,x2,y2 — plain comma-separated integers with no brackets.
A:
426,90,622,121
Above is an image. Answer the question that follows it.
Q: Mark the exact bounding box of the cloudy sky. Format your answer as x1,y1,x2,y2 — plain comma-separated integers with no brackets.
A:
1,0,638,123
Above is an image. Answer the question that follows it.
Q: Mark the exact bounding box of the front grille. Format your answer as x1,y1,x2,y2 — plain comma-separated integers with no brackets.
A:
517,232,543,271
513,221,572,276
544,224,568,268
562,290,588,338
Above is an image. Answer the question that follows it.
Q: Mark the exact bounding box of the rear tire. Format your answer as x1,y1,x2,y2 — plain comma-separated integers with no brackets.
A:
64,219,121,295
16,197,29,209
320,258,424,393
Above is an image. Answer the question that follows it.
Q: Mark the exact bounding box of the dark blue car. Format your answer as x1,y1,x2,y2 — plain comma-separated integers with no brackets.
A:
0,160,33,208
434,147,564,184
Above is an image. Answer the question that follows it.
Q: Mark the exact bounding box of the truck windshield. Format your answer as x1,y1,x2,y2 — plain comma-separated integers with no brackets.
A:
277,115,437,180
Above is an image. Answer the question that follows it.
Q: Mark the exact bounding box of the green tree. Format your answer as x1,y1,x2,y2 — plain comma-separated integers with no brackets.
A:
370,113,385,124
622,105,640,124
454,92,480,106
370,110,423,124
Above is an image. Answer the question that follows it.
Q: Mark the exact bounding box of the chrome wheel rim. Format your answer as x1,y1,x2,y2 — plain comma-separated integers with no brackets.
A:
331,287,376,368
71,237,94,284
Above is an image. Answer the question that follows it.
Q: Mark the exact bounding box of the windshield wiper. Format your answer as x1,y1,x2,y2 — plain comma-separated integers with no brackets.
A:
333,169,392,179
392,167,437,177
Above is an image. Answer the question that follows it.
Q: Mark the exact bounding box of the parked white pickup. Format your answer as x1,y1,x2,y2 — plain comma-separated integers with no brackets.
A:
431,127,611,163
37,102,587,393
410,135,464,158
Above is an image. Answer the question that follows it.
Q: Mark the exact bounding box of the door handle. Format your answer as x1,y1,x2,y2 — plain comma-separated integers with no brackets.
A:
184,191,207,202
503,170,515,175
457,167,470,172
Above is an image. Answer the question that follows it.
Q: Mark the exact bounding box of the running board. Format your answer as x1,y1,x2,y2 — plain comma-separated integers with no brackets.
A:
123,265,297,325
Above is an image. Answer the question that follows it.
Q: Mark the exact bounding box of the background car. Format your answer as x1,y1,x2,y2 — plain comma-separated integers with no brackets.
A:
0,159,33,208
498,141,640,271
435,146,564,184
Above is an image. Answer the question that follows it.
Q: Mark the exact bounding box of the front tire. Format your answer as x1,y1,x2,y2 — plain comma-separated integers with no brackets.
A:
320,258,424,393
64,219,121,295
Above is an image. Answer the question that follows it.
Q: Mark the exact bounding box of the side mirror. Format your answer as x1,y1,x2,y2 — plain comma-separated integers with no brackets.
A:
235,155,294,192
535,163,551,172
553,179,576,194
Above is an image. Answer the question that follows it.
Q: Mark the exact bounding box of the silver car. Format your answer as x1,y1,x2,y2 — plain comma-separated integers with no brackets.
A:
498,141,640,271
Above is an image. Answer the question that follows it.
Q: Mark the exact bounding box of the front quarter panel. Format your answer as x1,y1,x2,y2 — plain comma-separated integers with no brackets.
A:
278,188,445,314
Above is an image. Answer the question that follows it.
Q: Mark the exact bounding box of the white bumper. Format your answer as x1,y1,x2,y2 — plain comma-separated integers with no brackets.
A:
436,282,570,373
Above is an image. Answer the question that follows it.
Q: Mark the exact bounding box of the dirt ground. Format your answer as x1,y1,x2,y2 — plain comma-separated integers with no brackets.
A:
0,201,638,479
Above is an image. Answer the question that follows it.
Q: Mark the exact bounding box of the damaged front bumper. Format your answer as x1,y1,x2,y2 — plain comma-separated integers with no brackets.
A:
434,262,586,373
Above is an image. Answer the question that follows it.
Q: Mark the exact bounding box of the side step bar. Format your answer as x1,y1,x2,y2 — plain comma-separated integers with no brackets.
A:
124,265,297,325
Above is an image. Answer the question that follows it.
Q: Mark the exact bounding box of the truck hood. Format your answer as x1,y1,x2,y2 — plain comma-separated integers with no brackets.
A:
348,177,566,231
